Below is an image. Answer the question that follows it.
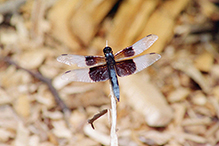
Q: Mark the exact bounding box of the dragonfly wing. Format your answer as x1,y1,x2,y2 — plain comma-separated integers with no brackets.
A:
115,34,158,60
57,54,105,67
61,65,109,82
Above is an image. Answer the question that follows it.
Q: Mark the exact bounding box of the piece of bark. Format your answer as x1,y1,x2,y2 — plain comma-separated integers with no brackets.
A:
137,0,190,53
107,0,159,50
47,0,81,50
70,0,117,46
120,74,173,127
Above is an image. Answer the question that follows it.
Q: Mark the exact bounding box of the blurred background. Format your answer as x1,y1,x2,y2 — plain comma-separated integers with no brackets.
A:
0,0,219,145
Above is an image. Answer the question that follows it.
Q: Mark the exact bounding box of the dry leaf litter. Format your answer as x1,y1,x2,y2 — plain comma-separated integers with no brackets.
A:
0,0,219,145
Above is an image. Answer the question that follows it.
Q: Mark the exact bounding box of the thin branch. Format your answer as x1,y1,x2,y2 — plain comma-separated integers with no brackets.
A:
0,56,71,127
88,109,108,129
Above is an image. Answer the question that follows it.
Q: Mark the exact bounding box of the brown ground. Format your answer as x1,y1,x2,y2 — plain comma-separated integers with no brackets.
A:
0,0,219,145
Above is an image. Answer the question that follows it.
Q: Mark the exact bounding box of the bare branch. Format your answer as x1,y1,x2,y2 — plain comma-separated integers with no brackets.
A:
88,109,108,129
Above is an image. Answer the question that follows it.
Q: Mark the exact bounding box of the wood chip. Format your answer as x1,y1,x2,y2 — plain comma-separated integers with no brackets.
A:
13,94,30,118
36,85,55,108
29,135,40,146
213,86,219,99
0,88,13,105
14,122,29,146
184,125,207,135
205,122,219,138
52,120,72,139
0,29,18,45
171,103,186,125
0,128,14,142
70,110,86,130
172,58,210,93
42,109,63,120
83,124,110,146
139,130,172,145
198,0,219,19
167,87,190,102
52,74,72,90
14,49,47,69
178,133,206,143
194,51,214,72
39,64,59,79
0,105,18,130
182,117,211,126
211,65,219,79
0,66,31,88
191,91,207,106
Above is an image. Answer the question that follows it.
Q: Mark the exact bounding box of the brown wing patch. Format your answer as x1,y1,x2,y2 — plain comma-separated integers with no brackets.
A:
89,64,109,82
115,60,136,77
114,47,135,60
85,56,106,66
114,34,158,61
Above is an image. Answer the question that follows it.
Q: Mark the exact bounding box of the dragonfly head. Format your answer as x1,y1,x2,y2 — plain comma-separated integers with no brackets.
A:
103,46,113,55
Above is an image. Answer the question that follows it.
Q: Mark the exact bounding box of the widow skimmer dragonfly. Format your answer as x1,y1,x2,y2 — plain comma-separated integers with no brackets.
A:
57,34,161,101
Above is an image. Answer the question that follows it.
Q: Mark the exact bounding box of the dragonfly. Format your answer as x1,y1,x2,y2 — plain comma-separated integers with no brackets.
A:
57,34,161,101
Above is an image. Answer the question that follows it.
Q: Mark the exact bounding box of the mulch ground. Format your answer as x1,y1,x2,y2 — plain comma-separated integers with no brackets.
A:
0,0,219,145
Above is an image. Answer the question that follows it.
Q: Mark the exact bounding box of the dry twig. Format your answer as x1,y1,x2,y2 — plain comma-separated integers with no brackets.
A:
0,56,71,126
88,109,108,129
